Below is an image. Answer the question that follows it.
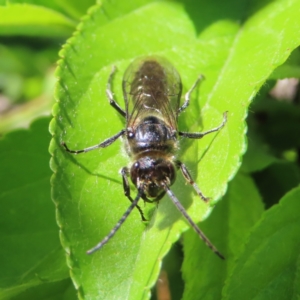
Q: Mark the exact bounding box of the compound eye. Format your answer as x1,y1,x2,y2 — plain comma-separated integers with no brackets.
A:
134,162,139,168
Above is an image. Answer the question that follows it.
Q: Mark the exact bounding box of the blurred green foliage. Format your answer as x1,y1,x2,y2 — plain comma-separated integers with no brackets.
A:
1,0,300,300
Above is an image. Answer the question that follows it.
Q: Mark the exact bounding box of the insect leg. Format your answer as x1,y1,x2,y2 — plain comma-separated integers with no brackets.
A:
87,188,143,254
162,184,224,260
179,111,227,139
177,161,209,202
106,66,126,117
178,75,205,114
121,167,147,221
62,129,125,154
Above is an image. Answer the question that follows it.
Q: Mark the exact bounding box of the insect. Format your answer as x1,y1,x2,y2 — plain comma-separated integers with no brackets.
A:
62,56,227,259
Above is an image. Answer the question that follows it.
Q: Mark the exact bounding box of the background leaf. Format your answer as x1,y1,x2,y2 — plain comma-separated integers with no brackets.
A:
0,117,70,299
223,186,300,300
0,3,76,37
0,0,96,21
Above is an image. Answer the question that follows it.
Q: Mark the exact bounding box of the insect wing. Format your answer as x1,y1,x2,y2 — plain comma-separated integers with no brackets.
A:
122,56,182,129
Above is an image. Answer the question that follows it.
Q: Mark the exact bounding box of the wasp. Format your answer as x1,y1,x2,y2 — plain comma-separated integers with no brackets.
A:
62,56,227,259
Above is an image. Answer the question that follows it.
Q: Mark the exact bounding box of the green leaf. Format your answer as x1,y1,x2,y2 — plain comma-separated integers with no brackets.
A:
52,0,95,20
0,3,76,37
50,0,300,299
223,186,300,300
0,0,96,21
10,279,76,300
182,173,264,300
241,137,278,173
0,117,69,299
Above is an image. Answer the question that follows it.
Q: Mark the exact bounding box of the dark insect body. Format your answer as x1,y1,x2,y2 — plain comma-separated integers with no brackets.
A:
62,56,227,259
